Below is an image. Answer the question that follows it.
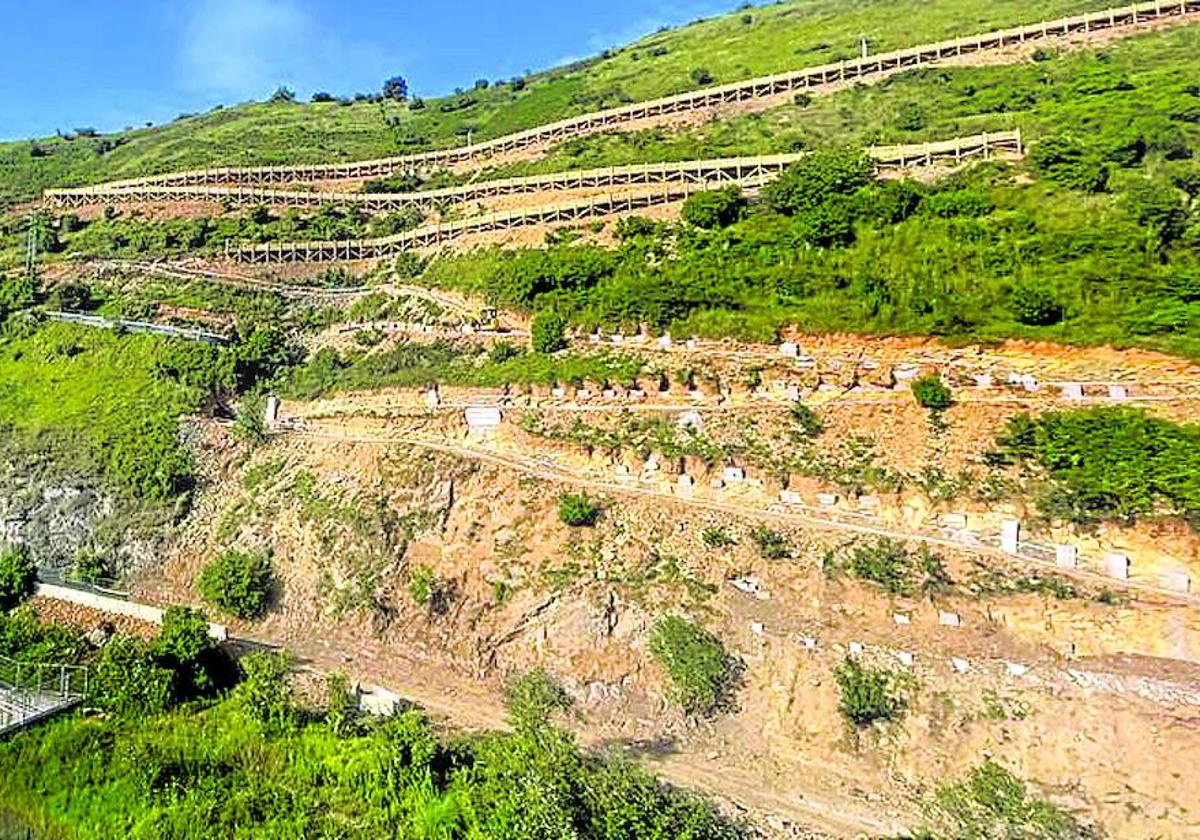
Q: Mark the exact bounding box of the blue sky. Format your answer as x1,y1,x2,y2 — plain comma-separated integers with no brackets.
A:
0,0,738,141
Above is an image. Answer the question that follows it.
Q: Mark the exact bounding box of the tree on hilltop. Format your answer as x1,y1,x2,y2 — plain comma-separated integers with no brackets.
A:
383,75,410,102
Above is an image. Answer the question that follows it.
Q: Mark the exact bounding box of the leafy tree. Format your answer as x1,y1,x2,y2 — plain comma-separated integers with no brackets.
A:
762,148,875,215
911,376,952,411
835,658,905,727
531,310,567,354
383,75,410,102
269,86,296,104
558,492,600,526
648,615,736,715
0,546,37,611
681,188,745,229
1121,176,1189,247
152,606,231,701
196,550,274,620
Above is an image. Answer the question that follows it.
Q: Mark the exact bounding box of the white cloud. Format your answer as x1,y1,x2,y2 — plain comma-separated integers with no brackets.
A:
177,0,317,98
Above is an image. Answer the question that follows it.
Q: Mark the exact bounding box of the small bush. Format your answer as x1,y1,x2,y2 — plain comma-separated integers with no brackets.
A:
690,67,714,86
930,761,1097,838
558,492,601,527
196,550,273,620
846,539,913,596
505,668,573,732
701,526,735,548
0,546,37,611
408,565,435,604
1010,281,1064,326
681,188,745,229
531,310,567,354
648,615,736,715
236,651,296,732
89,635,174,715
751,527,790,560
911,376,952,411
835,658,905,727
489,341,520,363
69,549,113,585
790,403,824,439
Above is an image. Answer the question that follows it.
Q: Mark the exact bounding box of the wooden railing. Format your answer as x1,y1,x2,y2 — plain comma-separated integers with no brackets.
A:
44,0,1197,195
226,131,1022,264
47,131,1022,212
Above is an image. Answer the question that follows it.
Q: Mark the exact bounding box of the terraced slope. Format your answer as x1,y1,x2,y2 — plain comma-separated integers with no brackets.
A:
0,0,1126,206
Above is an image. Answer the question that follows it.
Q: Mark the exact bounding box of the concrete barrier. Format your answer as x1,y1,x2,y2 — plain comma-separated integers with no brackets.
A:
35,583,228,641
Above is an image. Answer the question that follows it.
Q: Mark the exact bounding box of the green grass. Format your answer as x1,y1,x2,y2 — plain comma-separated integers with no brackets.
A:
0,0,1116,207
0,321,206,498
480,25,1200,177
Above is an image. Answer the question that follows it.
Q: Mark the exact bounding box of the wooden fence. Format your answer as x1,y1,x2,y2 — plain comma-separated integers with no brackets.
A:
44,0,1197,195
46,130,1021,213
226,131,1022,264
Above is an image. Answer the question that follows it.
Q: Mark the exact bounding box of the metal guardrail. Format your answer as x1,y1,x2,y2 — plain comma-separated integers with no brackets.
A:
40,310,230,345
41,0,1199,194
0,656,88,736
225,131,1022,263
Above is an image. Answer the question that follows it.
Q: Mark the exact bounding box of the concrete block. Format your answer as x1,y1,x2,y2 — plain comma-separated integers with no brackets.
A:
1104,553,1130,580
1060,382,1084,400
779,490,804,505
779,342,799,358
951,657,970,674
973,373,993,388
602,389,617,400
799,636,818,651
629,389,646,399
657,335,672,349
750,622,765,637
857,495,880,511
892,613,911,626
552,387,566,399
677,411,704,431
896,651,915,668
848,641,865,657
677,475,695,490
1000,519,1021,554
1108,385,1128,402
264,395,280,426
685,339,698,349
816,493,839,508
729,577,762,596
1055,544,1078,569
1021,375,1040,392
576,389,592,400
359,686,402,717
722,466,746,484
610,334,624,345
1006,662,1030,678
1160,570,1192,593
464,407,502,431
709,478,725,490
938,611,962,628
894,364,919,382
424,388,441,408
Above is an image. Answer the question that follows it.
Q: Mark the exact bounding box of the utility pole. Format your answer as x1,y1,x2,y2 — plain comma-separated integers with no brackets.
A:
24,214,39,280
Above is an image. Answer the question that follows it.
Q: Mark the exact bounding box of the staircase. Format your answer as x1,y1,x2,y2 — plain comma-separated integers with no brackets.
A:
0,657,88,737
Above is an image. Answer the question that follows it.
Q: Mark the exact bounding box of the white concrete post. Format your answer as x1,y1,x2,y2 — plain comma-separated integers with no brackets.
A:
1104,553,1130,580
1055,544,1078,569
1001,519,1021,554
264,395,280,427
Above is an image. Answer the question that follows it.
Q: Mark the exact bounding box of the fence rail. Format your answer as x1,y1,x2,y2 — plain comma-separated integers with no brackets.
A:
40,310,230,344
47,133,1022,213
226,131,1022,264
43,0,1199,195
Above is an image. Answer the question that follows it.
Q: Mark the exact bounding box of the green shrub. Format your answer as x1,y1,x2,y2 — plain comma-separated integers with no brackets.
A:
846,539,913,596
648,615,736,715
911,376,952,411
930,761,1097,839
505,668,573,732
835,658,905,727
489,341,520,363
408,565,435,605
681,188,745,229
701,526,735,548
0,546,37,612
151,606,231,702
762,148,875,216
998,407,1200,526
790,403,824,439
690,67,714,86
751,526,790,560
531,310,567,354
89,635,174,715
196,550,273,620
558,492,601,527
235,651,296,732
1009,281,1064,326
1030,136,1109,192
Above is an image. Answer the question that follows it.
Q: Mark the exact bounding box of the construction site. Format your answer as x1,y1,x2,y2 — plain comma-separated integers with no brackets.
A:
2,0,1200,837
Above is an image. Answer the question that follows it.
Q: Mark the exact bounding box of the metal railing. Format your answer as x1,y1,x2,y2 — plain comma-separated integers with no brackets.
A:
0,656,88,736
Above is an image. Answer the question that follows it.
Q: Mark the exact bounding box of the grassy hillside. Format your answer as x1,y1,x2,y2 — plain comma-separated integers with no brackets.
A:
0,0,1113,207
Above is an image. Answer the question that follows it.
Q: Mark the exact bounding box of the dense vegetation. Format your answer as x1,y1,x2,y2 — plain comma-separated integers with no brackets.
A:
647,615,738,715
0,0,1113,208
0,612,740,839
997,407,1200,527
197,550,275,620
